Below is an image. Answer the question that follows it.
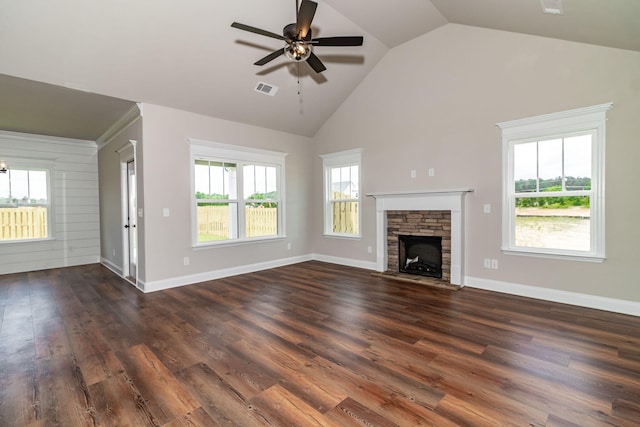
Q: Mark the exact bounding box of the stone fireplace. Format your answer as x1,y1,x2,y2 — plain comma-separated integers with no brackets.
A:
367,189,473,286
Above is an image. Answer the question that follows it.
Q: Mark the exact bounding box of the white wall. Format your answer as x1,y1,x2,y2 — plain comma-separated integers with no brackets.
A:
0,131,101,274
311,24,640,305
138,104,313,290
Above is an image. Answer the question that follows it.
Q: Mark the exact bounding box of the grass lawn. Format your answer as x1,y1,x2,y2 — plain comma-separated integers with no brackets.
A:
515,208,590,251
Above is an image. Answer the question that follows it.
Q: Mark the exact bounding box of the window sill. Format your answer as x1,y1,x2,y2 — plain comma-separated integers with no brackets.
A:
0,237,55,245
193,235,285,250
502,248,605,263
323,233,361,240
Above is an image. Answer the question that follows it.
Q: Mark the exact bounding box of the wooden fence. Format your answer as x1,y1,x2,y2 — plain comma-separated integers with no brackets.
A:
198,201,360,240
0,207,48,240
332,201,359,234
197,205,278,240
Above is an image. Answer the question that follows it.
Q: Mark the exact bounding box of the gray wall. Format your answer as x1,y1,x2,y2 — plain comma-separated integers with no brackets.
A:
311,24,640,303
138,104,313,288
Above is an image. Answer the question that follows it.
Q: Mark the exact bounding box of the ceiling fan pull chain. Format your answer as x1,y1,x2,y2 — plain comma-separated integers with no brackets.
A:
297,63,301,95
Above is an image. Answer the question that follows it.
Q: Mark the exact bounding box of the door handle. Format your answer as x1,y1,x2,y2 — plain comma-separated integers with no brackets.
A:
124,225,130,229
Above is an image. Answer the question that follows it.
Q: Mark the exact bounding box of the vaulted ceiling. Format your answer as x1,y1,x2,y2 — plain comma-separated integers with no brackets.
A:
0,0,638,140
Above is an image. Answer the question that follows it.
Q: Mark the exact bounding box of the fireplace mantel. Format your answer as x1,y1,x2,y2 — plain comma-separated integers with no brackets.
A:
367,189,474,199
367,189,474,285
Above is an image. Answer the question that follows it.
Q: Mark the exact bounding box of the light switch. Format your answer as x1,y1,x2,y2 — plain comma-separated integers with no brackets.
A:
163,208,170,217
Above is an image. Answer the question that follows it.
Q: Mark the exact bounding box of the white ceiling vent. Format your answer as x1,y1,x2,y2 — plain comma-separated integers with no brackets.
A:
254,82,279,96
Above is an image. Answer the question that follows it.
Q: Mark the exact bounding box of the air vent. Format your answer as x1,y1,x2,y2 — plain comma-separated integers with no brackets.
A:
540,0,563,15
254,82,279,96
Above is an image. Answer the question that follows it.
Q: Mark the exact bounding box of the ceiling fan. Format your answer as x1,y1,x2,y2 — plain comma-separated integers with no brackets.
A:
231,0,364,73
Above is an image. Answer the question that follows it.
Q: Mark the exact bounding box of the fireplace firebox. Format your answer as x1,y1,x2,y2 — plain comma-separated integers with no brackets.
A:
398,235,443,278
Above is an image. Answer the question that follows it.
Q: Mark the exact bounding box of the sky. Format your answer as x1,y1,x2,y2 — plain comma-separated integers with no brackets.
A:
0,169,48,201
514,134,592,181
194,162,277,198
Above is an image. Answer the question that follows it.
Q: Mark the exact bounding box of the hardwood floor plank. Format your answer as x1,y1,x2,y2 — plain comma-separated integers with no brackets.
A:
88,370,160,426
434,393,544,427
116,344,199,425
63,310,113,365
161,407,222,427
483,344,640,404
406,343,550,424
0,367,40,426
34,317,72,360
611,398,640,423
75,350,124,387
176,362,270,426
249,384,339,427
324,397,401,427
36,355,96,427
300,356,454,426
428,348,616,425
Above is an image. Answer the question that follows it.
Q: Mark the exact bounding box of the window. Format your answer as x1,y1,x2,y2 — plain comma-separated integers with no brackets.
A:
190,140,286,246
0,165,52,242
321,149,362,237
498,103,612,261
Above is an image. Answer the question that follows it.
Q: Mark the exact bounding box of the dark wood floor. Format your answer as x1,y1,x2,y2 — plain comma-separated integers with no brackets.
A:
1,261,639,426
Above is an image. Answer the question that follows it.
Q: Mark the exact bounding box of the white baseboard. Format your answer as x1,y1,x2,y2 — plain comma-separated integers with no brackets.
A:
100,257,123,277
142,254,313,293
140,253,376,293
311,253,377,271
465,276,640,317
103,255,639,317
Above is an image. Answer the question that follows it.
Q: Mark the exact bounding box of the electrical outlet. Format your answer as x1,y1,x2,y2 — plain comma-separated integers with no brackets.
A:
428,168,435,177
367,246,373,254
483,258,491,268
410,169,416,178
287,243,291,250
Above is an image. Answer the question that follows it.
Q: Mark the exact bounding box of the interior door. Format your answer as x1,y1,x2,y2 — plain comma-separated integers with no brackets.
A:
126,160,137,279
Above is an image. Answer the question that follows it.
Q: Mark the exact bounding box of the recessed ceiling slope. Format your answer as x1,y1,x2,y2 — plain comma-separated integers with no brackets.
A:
430,0,640,52
0,74,136,141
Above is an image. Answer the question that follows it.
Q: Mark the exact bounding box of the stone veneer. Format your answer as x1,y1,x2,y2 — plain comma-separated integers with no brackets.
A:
386,210,452,283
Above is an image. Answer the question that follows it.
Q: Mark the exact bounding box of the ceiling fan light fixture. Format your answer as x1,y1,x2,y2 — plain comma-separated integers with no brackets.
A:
285,41,312,62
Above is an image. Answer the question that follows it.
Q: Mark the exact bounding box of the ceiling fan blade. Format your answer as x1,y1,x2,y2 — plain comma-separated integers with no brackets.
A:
231,22,284,41
296,0,317,40
306,51,326,73
312,36,364,47
254,49,285,66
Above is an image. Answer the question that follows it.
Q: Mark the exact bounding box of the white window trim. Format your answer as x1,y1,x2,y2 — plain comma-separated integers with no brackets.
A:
497,103,612,262
320,148,362,239
188,139,288,247
0,157,56,244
